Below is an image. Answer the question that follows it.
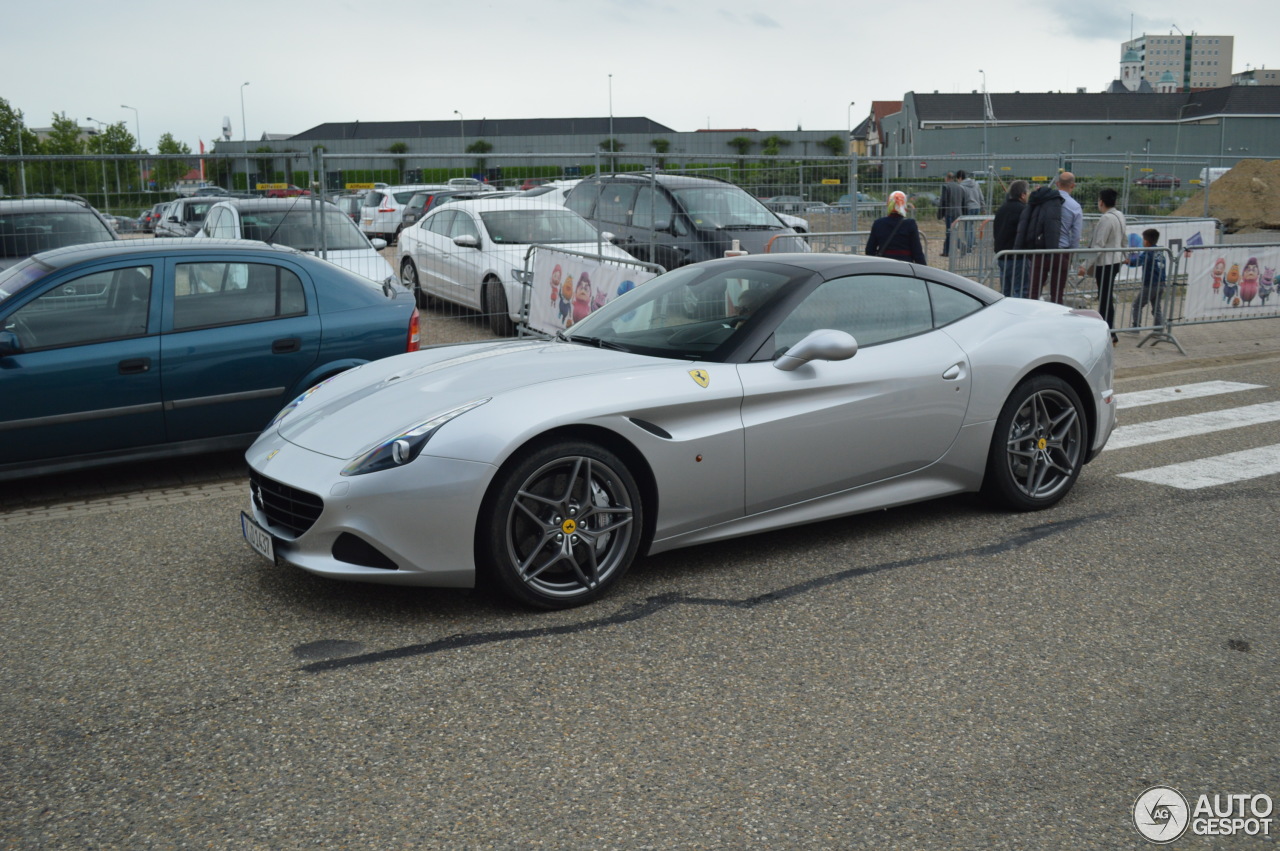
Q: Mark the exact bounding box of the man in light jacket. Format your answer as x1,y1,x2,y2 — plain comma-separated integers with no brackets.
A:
1079,187,1126,343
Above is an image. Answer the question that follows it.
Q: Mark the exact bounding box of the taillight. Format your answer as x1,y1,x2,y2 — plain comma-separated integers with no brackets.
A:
406,308,420,352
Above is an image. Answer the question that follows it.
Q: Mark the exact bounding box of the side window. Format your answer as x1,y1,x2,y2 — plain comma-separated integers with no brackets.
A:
632,186,675,230
773,274,933,352
927,281,984,327
565,182,602,218
450,212,480,241
8,265,153,350
201,208,220,237
426,211,455,236
172,262,306,331
595,184,638,225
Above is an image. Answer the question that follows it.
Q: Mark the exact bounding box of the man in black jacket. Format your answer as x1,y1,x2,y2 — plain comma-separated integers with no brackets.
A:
993,180,1029,297
1015,175,1069,302
938,172,965,258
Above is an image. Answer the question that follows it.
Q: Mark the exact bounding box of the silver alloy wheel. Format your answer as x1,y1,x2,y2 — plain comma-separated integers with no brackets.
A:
1002,387,1084,500
503,455,636,601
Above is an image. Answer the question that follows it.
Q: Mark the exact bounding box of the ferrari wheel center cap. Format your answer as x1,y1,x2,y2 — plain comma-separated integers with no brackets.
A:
1037,437,1048,451
561,519,577,535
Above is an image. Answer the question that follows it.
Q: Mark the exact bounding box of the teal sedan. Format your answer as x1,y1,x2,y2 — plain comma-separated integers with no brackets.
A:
0,240,420,480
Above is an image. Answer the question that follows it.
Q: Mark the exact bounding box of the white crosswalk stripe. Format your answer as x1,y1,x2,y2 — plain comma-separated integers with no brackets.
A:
1105,401,1280,450
1110,380,1280,490
1119,444,1280,490
1115,381,1265,410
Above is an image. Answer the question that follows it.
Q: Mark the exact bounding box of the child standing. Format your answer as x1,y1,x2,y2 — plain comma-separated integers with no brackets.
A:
1131,228,1167,328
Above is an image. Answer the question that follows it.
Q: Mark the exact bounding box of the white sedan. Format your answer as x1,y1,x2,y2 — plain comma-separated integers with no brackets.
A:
396,196,634,335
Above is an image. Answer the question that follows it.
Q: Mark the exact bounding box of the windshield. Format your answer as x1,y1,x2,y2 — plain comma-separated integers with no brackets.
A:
0,256,55,302
242,209,372,251
0,210,115,259
670,186,782,230
479,209,601,245
564,261,810,361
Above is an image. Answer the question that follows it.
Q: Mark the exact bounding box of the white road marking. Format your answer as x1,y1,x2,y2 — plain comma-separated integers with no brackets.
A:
1105,401,1280,450
1119,444,1280,489
1115,381,1265,410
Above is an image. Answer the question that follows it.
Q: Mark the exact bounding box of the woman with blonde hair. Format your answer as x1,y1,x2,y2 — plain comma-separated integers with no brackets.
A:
865,191,926,264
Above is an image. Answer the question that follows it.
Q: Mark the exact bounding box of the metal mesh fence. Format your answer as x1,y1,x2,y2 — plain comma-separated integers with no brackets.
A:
1,148,1270,348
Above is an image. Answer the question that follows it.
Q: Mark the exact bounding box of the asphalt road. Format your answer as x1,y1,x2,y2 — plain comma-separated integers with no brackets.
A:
2,355,1278,848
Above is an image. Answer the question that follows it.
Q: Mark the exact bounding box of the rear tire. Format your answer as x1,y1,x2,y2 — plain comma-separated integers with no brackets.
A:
485,279,516,337
983,375,1087,511
400,259,430,308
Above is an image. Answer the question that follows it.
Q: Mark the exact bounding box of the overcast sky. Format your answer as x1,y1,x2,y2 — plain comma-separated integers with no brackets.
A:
5,0,1272,151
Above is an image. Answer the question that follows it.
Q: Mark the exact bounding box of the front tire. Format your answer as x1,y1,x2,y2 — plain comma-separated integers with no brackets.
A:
983,375,1087,511
478,441,643,609
485,279,516,337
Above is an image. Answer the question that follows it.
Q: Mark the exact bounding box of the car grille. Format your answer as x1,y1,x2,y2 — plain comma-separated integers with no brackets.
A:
250,470,323,537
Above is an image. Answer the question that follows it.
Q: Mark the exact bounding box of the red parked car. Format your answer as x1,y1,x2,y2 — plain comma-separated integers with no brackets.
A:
263,184,311,198
1133,173,1181,189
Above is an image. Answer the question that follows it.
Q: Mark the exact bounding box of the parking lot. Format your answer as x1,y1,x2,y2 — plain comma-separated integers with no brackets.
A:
3,338,1278,847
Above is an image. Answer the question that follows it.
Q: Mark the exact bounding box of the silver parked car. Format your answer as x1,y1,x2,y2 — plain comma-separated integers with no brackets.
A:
242,253,1116,609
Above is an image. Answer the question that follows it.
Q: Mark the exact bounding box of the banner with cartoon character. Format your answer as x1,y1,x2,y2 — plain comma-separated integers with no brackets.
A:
526,249,658,335
1117,219,1216,283
1183,245,1280,320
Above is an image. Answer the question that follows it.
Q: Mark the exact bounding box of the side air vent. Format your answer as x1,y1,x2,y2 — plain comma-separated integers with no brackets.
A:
628,418,673,439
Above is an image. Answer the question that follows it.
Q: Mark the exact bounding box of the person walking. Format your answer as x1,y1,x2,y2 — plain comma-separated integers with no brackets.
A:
993,180,1029,297
865,191,926,264
1015,172,1081,304
956,169,983,254
1079,187,1126,343
1130,227,1168,329
938,172,965,258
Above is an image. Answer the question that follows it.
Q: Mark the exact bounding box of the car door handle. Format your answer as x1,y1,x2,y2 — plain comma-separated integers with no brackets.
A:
118,357,151,375
942,363,965,380
272,337,301,354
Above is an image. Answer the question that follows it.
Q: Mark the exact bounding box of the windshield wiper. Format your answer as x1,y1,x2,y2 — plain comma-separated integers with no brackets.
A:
564,335,632,353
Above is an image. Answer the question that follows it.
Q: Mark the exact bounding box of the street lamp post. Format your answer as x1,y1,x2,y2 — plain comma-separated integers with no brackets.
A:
85,117,110,211
607,74,614,171
240,82,250,193
847,100,857,230
121,104,142,192
454,110,465,170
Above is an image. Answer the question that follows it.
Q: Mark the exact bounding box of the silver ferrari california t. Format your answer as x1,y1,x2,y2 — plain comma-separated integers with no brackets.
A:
242,253,1116,608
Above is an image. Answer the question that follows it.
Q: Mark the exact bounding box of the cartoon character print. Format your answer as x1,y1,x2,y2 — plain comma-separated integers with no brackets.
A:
1223,262,1241,304
558,274,574,323
1210,257,1225,296
1238,257,1260,306
549,264,562,307
1259,266,1275,306
572,272,593,324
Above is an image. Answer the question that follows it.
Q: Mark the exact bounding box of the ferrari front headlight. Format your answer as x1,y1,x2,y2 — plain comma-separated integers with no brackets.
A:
341,398,490,476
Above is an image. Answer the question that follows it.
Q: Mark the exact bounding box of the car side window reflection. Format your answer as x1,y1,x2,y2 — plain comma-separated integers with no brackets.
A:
927,280,984,327
426,211,455,237
773,274,933,353
633,186,675,230
451,213,480,241
8,265,153,350
172,262,305,331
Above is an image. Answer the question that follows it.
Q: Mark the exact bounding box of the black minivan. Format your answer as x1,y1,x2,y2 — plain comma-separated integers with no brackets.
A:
565,173,806,270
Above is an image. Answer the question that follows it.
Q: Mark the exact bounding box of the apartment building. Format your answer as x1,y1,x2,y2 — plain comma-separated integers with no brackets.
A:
1120,33,1234,92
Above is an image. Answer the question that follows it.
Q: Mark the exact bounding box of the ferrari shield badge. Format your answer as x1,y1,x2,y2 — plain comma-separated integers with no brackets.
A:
689,369,710,388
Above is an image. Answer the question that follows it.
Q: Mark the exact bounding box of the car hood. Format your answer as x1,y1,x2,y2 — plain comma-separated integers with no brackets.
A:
275,339,670,459
476,240,634,265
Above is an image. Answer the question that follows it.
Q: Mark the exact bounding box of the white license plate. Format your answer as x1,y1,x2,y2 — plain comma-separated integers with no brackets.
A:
241,512,275,562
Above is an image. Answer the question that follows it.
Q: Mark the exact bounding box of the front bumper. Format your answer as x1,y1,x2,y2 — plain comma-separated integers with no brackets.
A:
244,437,498,588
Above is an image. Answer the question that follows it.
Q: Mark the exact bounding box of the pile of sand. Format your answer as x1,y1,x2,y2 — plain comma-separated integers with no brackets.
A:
1172,159,1280,233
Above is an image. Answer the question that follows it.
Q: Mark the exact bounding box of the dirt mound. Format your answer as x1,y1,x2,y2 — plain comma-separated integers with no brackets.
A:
1172,159,1280,233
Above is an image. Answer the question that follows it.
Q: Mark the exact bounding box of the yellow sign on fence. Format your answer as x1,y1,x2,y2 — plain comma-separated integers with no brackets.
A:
346,182,376,190
256,183,289,190
821,178,841,185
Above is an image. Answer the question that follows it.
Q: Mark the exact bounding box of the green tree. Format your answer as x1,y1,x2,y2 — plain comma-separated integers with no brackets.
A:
152,132,193,191
760,134,791,157
817,135,846,157
599,138,624,171
650,137,670,169
252,145,275,188
387,141,408,182
727,136,754,173
0,97,39,195
466,139,493,174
